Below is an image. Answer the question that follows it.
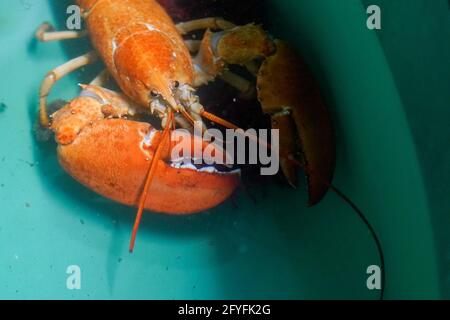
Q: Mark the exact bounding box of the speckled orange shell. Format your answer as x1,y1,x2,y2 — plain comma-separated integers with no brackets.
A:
77,0,194,108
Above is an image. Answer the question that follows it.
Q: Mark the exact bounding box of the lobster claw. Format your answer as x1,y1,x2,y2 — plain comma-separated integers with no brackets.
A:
50,85,240,215
257,40,336,205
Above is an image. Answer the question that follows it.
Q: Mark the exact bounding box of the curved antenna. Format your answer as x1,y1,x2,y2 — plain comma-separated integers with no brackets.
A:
329,185,385,300
129,111,174,252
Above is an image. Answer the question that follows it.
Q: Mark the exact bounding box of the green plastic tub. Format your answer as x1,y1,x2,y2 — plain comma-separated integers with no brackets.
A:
0,0,448,299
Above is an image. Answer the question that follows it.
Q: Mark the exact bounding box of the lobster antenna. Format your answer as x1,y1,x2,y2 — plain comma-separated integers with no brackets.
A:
201,111,240,130
129,111,174,252
200,110,385,299
328,184,385,300
180,108,196,126
200,111,271,149
285,158,385,300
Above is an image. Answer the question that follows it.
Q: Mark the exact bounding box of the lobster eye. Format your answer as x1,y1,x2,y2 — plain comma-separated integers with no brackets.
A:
150,91,159,98
173,81,180,88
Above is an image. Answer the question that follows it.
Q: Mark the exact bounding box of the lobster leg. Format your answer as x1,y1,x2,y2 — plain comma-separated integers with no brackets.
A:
219,70,255,99
176,18,235,35
188,24,274,89
183,38,254,97
38,51,98,127
184,40,201,53
35,22,87,42
90,69,110,86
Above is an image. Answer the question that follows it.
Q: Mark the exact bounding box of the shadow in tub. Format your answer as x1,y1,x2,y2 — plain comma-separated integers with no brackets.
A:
27,0,345,298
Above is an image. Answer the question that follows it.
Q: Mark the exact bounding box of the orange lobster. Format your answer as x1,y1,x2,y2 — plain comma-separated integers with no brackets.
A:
35,0,335,251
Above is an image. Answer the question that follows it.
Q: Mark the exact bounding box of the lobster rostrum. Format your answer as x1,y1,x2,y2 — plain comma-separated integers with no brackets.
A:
36,0,335,251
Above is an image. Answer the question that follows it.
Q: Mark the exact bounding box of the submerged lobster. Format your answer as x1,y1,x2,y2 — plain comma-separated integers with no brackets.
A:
36,0,335,251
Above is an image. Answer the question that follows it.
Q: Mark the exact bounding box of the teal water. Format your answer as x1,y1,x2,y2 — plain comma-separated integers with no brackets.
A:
0,0,444,299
